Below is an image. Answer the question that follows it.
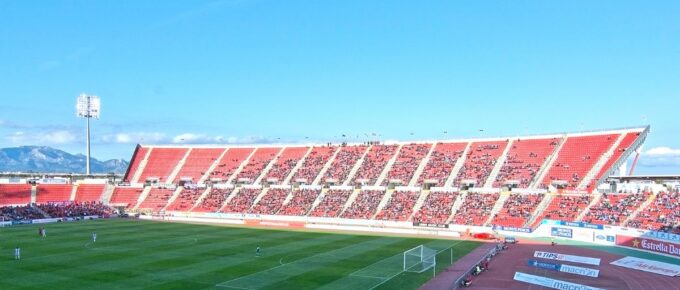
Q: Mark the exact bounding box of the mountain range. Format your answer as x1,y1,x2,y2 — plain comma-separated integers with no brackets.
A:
0,146,129,174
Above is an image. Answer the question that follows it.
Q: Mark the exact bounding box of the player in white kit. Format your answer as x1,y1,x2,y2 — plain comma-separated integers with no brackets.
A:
15,246,20,260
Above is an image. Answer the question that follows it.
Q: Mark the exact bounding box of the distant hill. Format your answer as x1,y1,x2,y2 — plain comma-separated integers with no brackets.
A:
0,146,129,174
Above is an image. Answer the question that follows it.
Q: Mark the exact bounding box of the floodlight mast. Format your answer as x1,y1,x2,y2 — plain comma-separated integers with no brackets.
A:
76,94,100,175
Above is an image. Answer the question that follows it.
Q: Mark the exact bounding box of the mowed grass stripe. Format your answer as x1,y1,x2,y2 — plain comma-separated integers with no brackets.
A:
0,219,481,290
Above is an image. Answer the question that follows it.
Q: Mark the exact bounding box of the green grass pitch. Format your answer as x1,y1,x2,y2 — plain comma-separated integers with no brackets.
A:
0,219,480,290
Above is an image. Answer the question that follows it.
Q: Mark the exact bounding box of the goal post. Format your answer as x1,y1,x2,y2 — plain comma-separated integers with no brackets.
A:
403,245,437,273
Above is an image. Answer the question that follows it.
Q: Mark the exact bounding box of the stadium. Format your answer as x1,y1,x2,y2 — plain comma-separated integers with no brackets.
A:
2,2,679,290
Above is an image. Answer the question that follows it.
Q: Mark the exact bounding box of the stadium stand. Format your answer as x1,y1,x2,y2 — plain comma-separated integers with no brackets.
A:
221,188,261,213
416,142,467,187
412,190,459,225
308,189,353,217
587,132,641,189
137,187,175,212
37,201,112,218
0,184,32,206
291,146,336,184
530,194,592,228
493,138,559,188
278,188,322,216
165,187,205,211
541,134,618,189
382,144,431,186
454,141,508,187
74,184,105,203
137,148,188,183
323,145,367,184
451,193,500,226
352,145,399,186
249,188,290,214
109,186,144,208
374,190,420,221
208,148,254,181
36,184,73,204
264,147,309,184
341,189,385,219
582,192,651,225
1,205,44,221
124,146,148,182
626,190,679,232
192,187,231,212
173,148,224,183
235,148,281,184
489,193,545,227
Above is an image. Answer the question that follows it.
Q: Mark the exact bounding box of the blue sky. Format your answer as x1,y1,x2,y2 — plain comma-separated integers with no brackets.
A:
0,1,679,174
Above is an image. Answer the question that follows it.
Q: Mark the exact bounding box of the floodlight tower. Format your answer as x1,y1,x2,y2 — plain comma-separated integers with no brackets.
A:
76,94,101,175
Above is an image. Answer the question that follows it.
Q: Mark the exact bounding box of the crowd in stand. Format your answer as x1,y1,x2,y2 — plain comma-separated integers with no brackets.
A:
451,193,500,226
309,189,353,217
382,144,430,185
531,194,591,227
166,188,204,211
278,189,321,216
194,188,231,212
375,191,420,221
492,138,557,188
626,191,679,233
236,150,279,182
341,190,385,219
1,205,43,221
583,192,650,225
1,202,113,221
292,147,335,184
490,193,544,227
324,146,366,184
412,191,459,225
137,188,174,211
455,144,503,187
221,188,261,213
265,156,301,184
417,144,465,187
352,145,398,186
249,188,290,215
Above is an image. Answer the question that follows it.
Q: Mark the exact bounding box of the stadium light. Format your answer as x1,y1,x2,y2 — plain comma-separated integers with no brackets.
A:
76,94,101,175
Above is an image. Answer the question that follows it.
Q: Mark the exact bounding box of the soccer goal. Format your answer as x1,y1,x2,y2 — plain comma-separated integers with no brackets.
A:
403,245,437,273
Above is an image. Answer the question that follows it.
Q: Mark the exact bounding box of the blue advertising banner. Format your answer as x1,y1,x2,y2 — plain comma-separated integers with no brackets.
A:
527,259,561,271
493,225,532,233
551,227,573,238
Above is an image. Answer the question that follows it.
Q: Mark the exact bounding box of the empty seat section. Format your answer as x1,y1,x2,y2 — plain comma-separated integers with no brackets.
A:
221,188,262,213
375,190,420,221
208,148,253,182
291,146,336,184
0,184,32,206
416,143,467,187
352,145,398,186
341,190,385,219
541,134,618,189
494,138,560,188
109,187,144,208
166,188,205,211
235,148,281,184
530,194,591,228
382,144,431,186
323,146,367,184
137,187,175,212
413,191,459,225
582,192,650,225
124,147,149,182
74,184,105,202
309,189,352,217
588,132,641,189
249,188,290,214
173,148,224,183
278,189,322,216
490,193,545,227
454,141,508,187
193,187,232,212
36,184,73,204
264,147,309,184
451,193,500,226
138,148,189,183
626,191,679,232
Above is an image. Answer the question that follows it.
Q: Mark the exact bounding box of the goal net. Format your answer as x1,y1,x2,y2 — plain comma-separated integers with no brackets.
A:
403,245,437,273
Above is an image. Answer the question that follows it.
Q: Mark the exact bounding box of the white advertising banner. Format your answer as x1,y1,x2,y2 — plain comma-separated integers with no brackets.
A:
534,251,601,266
610,256,680,277
513,272,604,290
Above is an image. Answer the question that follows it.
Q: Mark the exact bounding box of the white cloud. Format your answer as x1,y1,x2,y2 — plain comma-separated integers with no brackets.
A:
638,146,680,168
111,132,168,144
5,130,76,145
644,147,680,156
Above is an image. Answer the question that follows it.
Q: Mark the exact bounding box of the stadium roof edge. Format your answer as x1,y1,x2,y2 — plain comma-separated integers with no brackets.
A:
138,125,649,149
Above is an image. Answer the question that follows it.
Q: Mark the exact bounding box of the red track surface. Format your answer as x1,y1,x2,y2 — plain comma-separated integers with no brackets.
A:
469,240,679,290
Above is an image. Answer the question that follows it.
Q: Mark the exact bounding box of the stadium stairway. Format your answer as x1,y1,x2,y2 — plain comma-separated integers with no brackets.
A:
312,147,341,185
283,147,314,185
131,147,153,184
342,146,371,186
371,189,395,219
131,186,152,211
340,189,362,215
101,184,116,204
577,133,626,190
409,144,437,187
249,187,270,211
226,149,258,184
621,193,657,226
162,186,185,211
198,148,228,184
576,192,603,222
253,148,285,185
167,149,193,184
216,187,241,212
444,142,471,187
279,187,297,211
307,187,328,215
407,189,430,221
69,185,78,201
530,136,567,189
30,185,37,204
483,140,514,188
188,186,216,211
31,204,51,218
446,191,468,224
483,192,510,226
375,144,403,186
524,193,554,227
